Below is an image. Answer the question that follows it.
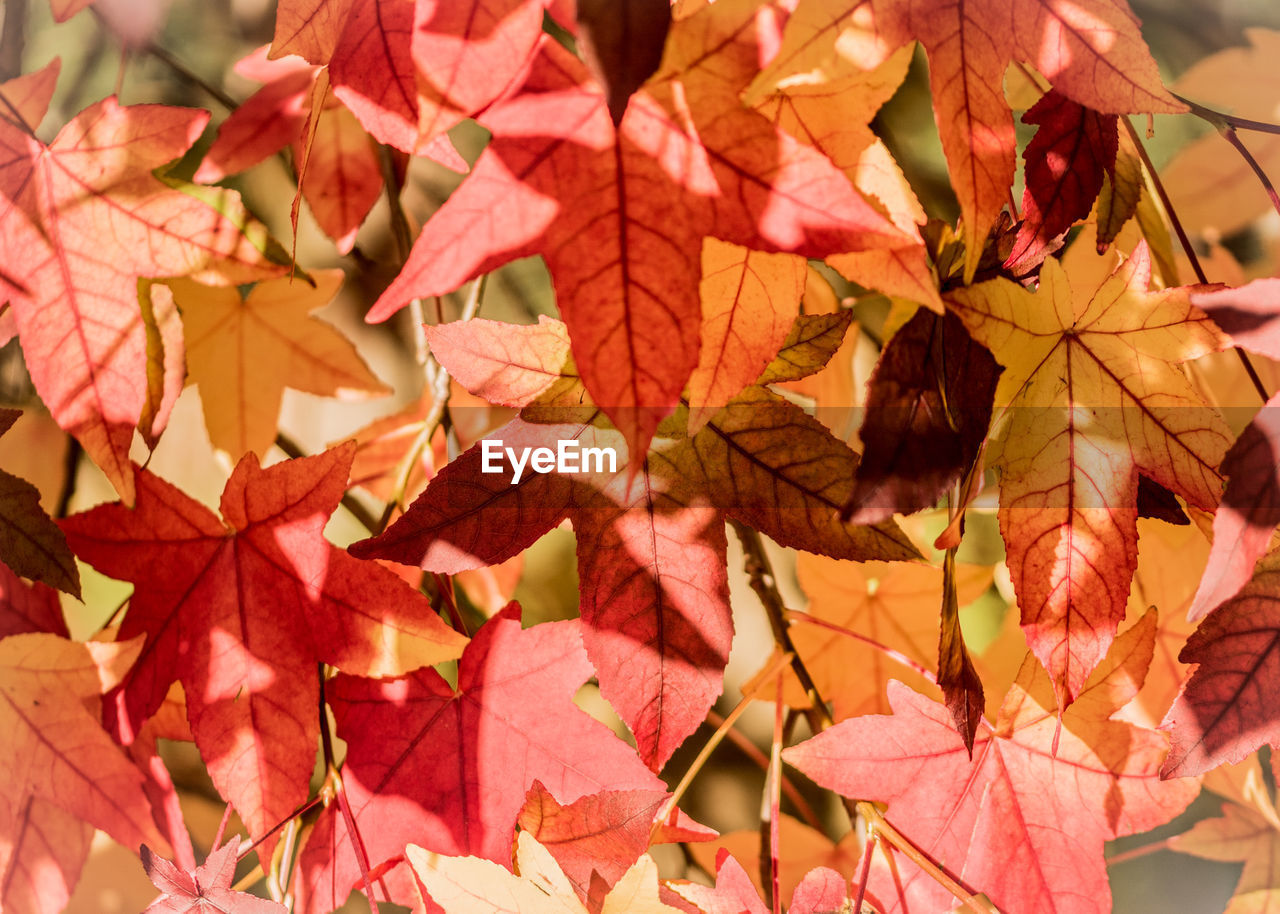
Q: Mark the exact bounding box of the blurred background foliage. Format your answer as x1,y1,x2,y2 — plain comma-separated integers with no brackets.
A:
2,0,1279,911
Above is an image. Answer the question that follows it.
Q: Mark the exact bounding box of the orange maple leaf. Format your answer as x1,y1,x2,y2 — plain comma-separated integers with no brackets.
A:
750,0,1183,278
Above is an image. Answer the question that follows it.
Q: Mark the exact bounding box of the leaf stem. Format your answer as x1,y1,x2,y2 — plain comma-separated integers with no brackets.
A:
1122,116,1270,403
1219,125,1280,222
319,664,385,912
653,651,794,839
767,675,783,914
140,38,240,111
705,709,824,831
729,521,997,913
784,610,937,683
374,274,486,534
236,794,325,862
852,830,875,914
54,438,81,518
1105,836,1174,866
1172,91,1280,137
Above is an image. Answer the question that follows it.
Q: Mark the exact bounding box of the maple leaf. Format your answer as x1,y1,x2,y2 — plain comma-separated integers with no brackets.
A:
195,48,464,252
59,444,467,854
368,1,910,460
294,606,665,914
0,561,67,640
1122,517,1205,727
0,408,78,596
141,840,285,914
0,566,81,914
295,0,544,153
787,554,994,721
168,269,389,458
843,307,1001,524
0,62,287,504
1005,90,1120,273
750,0,1181,279
687,239,806,433
1160,549,1280,778
518,781,714,911
947,246,1231,703
354,317,919,770
1180,279,1280,620
751,44,942,309
408,830,684,914
671,851,767,914
1170,765,1280,914
687,814,862,909
786,610,1198,914
757,310,855,387
0,633,172,905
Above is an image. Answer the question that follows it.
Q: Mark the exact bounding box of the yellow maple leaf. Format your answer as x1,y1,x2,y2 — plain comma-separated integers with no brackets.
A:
947,246,1230,704
171,269,389,457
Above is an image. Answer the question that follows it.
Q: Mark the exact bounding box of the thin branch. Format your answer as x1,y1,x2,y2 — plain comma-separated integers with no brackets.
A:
1173,91,1280,137
1105,836,1174,866
237,794,324,862
320,664,386,912
378,145,413,265
653,652,795,839
704,709,823,831
0,0,27,82
729,521,997,913
1122,116,1270,403
54,438,82,518
141,39,240,111
1220,126,1280,221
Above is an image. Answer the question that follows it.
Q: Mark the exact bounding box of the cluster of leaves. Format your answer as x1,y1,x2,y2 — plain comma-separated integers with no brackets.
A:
9,0,1280,913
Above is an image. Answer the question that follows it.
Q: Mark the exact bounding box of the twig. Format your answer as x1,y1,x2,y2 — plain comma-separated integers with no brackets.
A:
705,709,823,831
1105,836,1174,866
1220,126,1280,222
0,0,27,82
320,665,385,912
54,438,82,518
784,610,937,683
730,521,998,913
274,431,381,533
141,39,240,111
374,275,487,533
1173,91,1280,137
852,829,876,914
1122,116,1270,403
236,794,325,862
653,652,795,838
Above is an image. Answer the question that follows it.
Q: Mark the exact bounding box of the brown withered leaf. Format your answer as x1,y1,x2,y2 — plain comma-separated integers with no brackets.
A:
843,309,1001,523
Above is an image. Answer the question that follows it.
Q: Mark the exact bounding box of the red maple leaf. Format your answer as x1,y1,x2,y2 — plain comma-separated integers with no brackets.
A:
195,47,464,252
294,604,664,913
352,317,919,770
142,840,286,913
59,444,468,855
785,610,1197,914
366,1,909,459
0,61,286,503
